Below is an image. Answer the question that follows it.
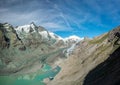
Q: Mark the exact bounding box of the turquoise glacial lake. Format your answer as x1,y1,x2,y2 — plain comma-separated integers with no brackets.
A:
0,64,61,85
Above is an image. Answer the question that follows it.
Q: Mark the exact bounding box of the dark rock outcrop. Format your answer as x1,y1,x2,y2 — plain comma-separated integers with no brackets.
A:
0,23,23,49
83,46,120,85
108,26,120,45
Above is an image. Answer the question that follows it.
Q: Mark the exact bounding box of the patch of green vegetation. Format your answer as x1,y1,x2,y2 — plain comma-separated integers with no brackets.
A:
97,45,110,57
89,33,108,44
0,30,3,38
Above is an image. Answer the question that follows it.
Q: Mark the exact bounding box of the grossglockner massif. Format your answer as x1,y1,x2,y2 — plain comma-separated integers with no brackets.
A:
0,23,120,85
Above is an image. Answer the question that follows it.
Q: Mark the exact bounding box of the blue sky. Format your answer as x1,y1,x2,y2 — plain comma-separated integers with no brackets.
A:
0,0,120,38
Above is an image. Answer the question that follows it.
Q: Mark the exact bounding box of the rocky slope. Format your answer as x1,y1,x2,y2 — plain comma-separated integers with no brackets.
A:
47,26,120,85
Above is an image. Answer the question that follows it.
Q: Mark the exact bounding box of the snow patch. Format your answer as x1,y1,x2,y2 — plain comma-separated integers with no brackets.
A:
39,31,49,39
16,25,35,33
65,35,84,41
49,32,63,40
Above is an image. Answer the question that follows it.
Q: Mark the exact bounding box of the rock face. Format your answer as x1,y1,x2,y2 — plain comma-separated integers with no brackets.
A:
108,26,120,45
0,23,23,49
48,26,120,85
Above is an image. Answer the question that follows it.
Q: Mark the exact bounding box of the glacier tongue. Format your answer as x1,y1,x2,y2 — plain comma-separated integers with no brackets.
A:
63,35,84,57
66,44,76,56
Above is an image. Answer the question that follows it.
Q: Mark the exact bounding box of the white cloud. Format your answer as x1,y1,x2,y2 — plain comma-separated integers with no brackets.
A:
41,22,63,28
0,8,9,12
0,10,40,25
41,22,72,32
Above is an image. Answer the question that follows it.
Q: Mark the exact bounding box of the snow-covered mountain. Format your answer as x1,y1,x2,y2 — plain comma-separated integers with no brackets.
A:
65,35,83,42
63,35,84,47
15,23,83,47
15,22,63,42
15,22,84,59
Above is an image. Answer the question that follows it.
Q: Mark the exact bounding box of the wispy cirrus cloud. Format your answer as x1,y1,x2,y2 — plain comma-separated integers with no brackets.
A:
41,22,72,32
0,0,120,37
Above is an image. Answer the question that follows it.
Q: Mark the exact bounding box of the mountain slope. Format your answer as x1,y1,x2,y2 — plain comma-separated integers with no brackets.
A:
83,46,120,85
47,26,120,85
